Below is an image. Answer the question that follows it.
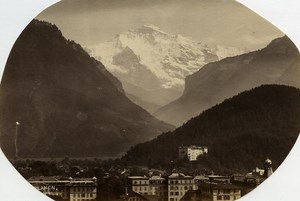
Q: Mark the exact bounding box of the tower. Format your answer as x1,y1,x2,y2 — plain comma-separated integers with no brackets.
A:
263,158,273,178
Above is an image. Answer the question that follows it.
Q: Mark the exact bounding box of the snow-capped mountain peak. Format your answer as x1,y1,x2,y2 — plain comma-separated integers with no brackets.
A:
87,25,246,106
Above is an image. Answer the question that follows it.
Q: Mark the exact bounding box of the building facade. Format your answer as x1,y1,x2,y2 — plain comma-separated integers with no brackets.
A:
28,176,97,201
168,173,197,201
69,178,97,201
179,146,208,161
212,184,241,201
128,173,243,201
149,176,167,197
128,173,200,201
198,183,241,201
128,175,167,201
128,176,150,196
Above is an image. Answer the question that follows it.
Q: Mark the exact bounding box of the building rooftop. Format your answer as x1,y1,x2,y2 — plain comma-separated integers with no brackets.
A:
213,183,241,190
207,175,230,179
28,176,66,182
194,175,209,180
149,176,164,181
128,176,149,180
198,182,241,190
28,176,97,186
169,173,193,179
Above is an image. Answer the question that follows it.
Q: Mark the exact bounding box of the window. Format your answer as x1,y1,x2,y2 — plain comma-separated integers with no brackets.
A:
223,189,231,194
217,196,222,200
223,195,230,200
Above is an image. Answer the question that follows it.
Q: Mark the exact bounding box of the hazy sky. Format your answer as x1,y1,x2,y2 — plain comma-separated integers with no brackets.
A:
37,0,284,50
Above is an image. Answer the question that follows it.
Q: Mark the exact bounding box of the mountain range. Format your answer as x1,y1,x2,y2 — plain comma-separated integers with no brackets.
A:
0,20,173,158
154,35,300,126
123,85,300,173
87,25,245,112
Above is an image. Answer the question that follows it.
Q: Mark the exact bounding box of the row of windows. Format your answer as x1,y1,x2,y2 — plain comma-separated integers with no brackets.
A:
169,186,193,191
169,192,182,196
149,180,164,184
133,187,148,192
217,195,239,200
72,187,95,192
71,199,95,201
217,189,240,194
133,181,148,185
133,191,166,197
40,189,61,193
133,186,164,190
71,193,95,198
150,186,164,190
169,180,193,184
217,195,230,200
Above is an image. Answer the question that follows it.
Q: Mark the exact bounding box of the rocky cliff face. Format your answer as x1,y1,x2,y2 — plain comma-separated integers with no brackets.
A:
154,36,300,126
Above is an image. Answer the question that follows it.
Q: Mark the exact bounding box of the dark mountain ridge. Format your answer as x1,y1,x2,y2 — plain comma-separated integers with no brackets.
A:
0,20,173,158
154,36,300,126
123,85,300,172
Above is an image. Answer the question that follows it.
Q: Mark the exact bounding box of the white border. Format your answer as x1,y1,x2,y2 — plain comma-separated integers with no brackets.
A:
0,0,300,200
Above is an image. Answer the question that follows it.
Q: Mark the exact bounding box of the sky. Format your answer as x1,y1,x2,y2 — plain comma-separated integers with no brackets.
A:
36,0,284,50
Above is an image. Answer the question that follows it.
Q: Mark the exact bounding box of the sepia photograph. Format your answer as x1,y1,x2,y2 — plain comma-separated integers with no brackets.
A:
0,0,300,201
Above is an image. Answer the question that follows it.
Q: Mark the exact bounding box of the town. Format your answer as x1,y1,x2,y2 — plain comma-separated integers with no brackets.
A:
13,145,274,201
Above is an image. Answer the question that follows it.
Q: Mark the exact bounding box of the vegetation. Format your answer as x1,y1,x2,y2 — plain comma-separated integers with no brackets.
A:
123,85,300,173
0,19,173,158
